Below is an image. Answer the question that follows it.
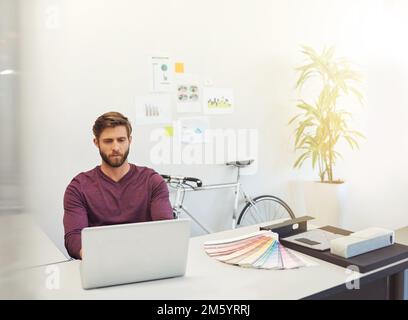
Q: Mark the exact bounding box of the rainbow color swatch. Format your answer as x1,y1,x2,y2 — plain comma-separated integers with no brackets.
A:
204,230,316,270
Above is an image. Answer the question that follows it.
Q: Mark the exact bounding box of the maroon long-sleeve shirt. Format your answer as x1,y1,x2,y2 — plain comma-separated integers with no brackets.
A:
63,164,173,259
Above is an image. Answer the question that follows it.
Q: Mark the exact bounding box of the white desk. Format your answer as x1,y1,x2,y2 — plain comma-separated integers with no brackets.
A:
0,213,67,270
7,221,408,300
0,213,68,299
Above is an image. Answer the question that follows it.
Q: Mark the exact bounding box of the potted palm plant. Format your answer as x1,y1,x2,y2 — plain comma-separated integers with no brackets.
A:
289,45,364,226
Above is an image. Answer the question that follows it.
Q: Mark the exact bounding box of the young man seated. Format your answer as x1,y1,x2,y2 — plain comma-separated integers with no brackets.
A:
63,112,173,259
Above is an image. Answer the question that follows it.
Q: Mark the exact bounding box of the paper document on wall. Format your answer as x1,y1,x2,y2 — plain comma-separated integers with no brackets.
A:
150,55,173,92
135,95,172,125
204,231,316,270
203,87,234,114
178,117,209,144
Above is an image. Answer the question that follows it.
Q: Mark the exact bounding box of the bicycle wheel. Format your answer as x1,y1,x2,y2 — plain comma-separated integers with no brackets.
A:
237,195,295,227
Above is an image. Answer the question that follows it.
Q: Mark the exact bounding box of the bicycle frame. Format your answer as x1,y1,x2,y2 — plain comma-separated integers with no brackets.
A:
169,167,257,233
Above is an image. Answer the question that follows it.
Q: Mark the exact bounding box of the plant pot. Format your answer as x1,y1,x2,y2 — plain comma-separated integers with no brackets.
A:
289,180,348,227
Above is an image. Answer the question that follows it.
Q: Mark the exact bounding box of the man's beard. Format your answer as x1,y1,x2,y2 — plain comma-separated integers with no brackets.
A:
99,148,130,168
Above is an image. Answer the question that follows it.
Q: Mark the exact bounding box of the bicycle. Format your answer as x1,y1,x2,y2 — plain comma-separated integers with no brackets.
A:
161,159,295,233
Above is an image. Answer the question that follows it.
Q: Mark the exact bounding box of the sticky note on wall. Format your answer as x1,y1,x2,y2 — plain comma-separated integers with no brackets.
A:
175,62,184,73
164,126,174,137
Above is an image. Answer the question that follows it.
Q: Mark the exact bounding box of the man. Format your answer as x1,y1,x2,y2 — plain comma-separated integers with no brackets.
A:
63,112,173,259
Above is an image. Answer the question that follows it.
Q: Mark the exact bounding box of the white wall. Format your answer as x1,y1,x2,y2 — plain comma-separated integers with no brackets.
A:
19,0,408,257
0,0,20,212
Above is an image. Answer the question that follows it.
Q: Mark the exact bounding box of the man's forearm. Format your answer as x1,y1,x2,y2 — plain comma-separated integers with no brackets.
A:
64,232,82,259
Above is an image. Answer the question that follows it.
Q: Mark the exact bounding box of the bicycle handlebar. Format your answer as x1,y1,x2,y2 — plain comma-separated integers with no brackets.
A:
161,174,203,188
184,177,203,187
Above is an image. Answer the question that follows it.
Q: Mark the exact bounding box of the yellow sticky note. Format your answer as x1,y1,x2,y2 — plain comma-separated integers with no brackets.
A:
175,62,184,73
164,126,174,137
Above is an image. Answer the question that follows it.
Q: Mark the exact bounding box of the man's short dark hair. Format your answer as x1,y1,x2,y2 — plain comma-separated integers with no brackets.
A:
93,112,132,140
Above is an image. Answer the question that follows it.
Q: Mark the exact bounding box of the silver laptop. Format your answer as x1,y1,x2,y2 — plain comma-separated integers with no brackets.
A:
80,218,190,289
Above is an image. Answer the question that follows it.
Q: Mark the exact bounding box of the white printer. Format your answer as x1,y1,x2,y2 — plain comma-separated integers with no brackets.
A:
330,227,395,258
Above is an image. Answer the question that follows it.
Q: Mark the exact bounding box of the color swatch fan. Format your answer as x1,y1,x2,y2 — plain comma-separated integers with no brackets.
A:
204,230,316,269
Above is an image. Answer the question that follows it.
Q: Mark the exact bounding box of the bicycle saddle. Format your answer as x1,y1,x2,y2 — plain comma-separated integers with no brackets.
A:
225,159,254,167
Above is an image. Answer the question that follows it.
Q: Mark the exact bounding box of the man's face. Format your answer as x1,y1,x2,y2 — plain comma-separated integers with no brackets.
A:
94,126,132,168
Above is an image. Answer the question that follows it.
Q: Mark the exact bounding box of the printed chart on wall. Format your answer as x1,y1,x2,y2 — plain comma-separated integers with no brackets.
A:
135,95,172,125
178,117,209,144
204,231,317,270
150,55,173,92
203,87,234,114
176,83,201,113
